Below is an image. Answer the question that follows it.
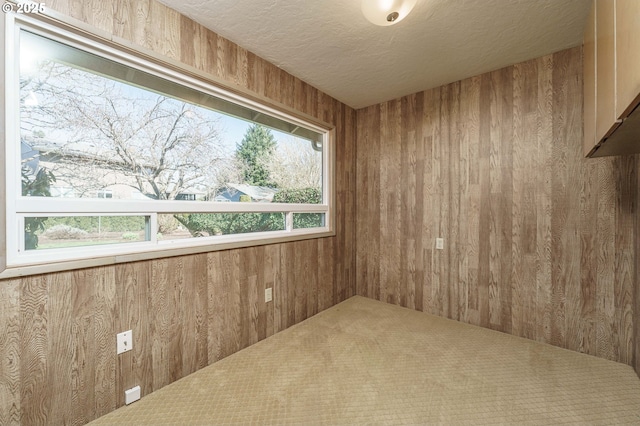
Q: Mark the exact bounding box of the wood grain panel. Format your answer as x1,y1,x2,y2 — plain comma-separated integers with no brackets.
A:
635,162,640,377
115,262,153,399
463,77,481,326
511,60,530,338
355,47,640,375
477,75,492,329
614,157,636,365
596,158,617,360
71,270,97,425
535,53,554,346
185,253,210,372
0,279,20,425
112,0,150,48
355,103,381,301
19,276,48,425
149,258,171,389
579,158,598,356
0,0,356,423
558,48,583,355
92,267,117,419
47,272,73,425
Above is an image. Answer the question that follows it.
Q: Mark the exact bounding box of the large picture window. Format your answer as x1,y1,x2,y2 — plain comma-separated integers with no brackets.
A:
3,14,332,274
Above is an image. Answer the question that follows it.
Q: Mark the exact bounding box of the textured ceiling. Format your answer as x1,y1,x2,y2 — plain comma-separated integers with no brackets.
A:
157,0,591,109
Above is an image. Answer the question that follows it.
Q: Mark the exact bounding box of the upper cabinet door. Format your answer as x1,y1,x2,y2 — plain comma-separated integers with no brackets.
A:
595,0,617,143
615,0,640,118
585,0,640,157
583,3,597,157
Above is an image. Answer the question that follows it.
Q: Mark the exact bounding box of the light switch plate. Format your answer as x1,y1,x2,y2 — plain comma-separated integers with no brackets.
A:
265,287,273,303
436,238,444,250
116,330,132,355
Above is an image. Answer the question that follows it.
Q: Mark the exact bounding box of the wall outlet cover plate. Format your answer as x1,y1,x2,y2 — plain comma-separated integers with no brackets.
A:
125,385,141,405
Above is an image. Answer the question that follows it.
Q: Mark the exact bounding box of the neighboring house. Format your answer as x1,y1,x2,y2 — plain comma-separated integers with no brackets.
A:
21,138,207,201
213,183,278,203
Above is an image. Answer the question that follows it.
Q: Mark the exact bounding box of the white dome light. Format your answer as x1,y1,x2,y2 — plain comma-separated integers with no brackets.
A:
361,0,417,26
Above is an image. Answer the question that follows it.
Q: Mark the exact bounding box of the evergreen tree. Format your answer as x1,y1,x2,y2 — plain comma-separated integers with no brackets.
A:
176,127,323,237
235,124,277,187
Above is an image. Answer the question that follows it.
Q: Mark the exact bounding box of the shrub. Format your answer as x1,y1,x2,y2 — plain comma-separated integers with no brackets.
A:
273,188,322,229
45,216,146,233
43,224,88,240
122,232,139,241
272,187,321,204
173,187,321,236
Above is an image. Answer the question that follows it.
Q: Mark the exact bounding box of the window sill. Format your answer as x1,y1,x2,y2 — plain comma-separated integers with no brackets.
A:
0,229,335,279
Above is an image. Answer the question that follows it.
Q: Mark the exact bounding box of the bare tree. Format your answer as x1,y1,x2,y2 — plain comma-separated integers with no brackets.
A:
204,155,245,199
20,60,229,200
264,137,322,190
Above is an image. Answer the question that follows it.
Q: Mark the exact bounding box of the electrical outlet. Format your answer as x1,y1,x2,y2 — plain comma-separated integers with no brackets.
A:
116,330,133,355
125,385,141,405
436,238,444,250
265,287,273,303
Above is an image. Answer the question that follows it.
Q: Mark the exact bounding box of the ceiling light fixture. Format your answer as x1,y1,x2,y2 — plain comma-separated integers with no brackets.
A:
361,0,417,26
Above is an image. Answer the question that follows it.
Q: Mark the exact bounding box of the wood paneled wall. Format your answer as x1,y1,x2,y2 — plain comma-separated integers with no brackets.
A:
636,169,640,376
356,47,640,372
0,1,356,424
1,2,639,425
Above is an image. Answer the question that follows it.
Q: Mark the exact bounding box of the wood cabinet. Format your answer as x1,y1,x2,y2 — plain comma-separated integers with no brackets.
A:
583,5,596,154
584,0,640,157
616,0,640,116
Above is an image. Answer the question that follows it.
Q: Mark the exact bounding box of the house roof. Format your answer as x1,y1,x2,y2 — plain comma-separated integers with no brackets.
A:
225,183,278,202
216,183,278,203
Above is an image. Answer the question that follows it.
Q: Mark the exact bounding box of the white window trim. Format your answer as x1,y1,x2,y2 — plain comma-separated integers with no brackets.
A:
1,10,335,278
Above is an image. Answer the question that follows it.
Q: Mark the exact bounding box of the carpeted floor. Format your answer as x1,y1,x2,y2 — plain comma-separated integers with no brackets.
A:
90,296,640,425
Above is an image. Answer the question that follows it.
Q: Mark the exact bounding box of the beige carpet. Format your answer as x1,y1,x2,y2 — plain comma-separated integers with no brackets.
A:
90,296,640,425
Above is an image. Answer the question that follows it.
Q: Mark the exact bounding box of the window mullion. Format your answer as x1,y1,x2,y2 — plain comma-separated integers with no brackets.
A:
285,212,293,231
16,197,329,214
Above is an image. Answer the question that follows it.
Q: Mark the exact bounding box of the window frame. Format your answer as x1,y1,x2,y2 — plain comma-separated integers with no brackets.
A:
1,11,335,278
